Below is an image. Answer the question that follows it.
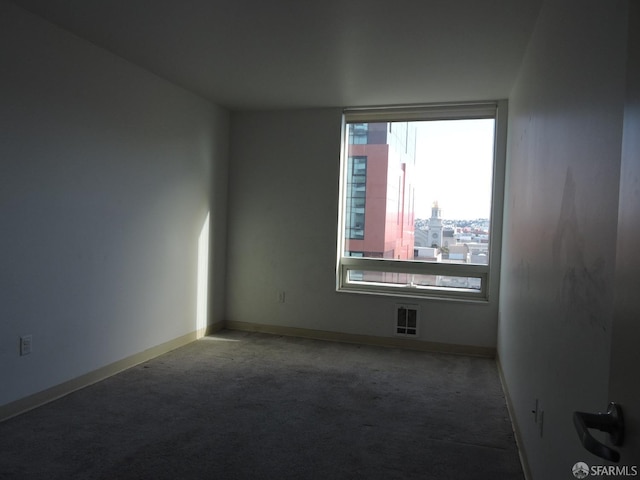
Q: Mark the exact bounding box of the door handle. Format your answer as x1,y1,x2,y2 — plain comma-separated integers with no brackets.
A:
573,402,624,463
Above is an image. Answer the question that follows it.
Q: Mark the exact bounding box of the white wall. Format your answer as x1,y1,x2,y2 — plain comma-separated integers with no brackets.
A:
226,109,499,350
498,0,628,477
0,2,229,407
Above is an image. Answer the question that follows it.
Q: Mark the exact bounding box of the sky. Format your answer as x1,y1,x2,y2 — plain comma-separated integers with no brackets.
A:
412,119,495,220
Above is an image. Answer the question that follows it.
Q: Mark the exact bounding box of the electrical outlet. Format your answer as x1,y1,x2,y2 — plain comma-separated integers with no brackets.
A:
20,335,32,356
531,398,544,437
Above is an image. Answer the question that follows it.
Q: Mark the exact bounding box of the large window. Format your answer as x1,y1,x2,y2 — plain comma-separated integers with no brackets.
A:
336,102,507,301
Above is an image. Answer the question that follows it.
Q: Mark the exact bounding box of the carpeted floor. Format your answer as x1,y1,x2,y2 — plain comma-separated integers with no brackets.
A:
0,330,524,479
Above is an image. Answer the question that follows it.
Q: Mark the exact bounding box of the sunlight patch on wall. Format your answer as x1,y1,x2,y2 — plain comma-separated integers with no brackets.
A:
196,212,210,337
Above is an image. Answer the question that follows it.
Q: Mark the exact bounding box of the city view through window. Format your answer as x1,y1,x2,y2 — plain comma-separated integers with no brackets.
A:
342,118,495,292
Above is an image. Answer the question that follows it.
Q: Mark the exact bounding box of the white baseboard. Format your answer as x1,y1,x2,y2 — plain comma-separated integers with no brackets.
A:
225,320,496,357
0,322,224,423
496,354,533,480
2,320,494,423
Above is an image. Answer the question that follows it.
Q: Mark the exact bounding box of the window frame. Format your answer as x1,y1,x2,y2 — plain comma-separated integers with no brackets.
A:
335,101,508,302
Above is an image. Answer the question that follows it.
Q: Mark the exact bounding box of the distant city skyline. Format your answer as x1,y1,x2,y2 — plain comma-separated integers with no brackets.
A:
413,119,495,220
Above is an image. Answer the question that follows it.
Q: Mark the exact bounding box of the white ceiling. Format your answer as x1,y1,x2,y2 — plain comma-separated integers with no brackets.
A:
8,0,543,110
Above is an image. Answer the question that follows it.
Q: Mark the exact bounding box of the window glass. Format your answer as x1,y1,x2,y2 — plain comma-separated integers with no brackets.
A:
343,119,494,262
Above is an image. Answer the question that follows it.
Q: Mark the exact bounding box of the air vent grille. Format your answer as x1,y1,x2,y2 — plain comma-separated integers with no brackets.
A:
396,304,418,336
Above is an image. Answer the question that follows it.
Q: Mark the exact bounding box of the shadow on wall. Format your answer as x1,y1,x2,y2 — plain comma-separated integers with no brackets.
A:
552,167,607,331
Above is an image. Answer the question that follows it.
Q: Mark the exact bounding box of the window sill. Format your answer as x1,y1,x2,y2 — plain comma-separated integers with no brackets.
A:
338,256,490,303
337,283,491,304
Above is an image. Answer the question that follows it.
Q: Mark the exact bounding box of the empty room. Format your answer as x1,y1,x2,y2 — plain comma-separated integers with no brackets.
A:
1,0,638,479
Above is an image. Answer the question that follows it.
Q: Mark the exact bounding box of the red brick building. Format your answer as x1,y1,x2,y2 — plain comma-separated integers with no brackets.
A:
344,122,416,260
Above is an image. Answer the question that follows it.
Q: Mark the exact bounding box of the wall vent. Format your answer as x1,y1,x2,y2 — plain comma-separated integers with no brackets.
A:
395,304,419,336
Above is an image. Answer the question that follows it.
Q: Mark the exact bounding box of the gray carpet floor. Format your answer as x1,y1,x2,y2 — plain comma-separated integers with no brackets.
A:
0,330,524,479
